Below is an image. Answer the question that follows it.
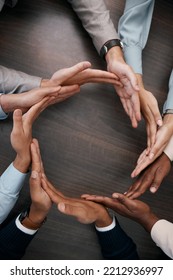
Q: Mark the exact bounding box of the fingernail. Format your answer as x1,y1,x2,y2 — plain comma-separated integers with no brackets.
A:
58,203,65,212
112,193,119,198
157,120,163,127
149,153,154,160
31,171,38,179
150,186,156,193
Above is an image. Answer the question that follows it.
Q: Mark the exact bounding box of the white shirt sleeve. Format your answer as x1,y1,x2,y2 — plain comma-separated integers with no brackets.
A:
0,163,28,223
151,219,173,259
95,215,116,232
15,214,38,235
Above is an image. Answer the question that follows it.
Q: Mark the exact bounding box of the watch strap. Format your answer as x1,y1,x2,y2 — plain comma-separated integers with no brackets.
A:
100,39,123,60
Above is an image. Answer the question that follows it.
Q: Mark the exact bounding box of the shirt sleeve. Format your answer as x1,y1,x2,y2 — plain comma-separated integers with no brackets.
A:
95,215,116,232
0,65,41,94
164,134,173,161
15,214,38,235
118,0,155,74
163,70,173,113
151,219,173,259
67,0,118,53
0,163,28,224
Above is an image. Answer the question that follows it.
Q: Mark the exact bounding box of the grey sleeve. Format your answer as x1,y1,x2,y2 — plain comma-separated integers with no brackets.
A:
0,65,42,119
118,0,155,74
67,0,118,54
0,65,41,94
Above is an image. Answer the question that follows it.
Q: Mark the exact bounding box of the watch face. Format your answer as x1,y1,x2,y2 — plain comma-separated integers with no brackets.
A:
120,41,124,49
19,210,28,222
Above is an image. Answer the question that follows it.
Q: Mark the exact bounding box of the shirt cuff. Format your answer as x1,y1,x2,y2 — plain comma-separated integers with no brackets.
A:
164,136,173,161
123,45,143,74
15,214,38,235
0,94,8,120
95,215,116,232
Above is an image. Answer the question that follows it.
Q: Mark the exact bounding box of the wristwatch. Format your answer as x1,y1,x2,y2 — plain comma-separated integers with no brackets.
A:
100,39,124,60
19,209,47,230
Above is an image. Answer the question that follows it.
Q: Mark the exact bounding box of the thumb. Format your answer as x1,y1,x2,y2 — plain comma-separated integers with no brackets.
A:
112,193,135,210
12,109,23,133
149,168,164,193
41,179,62,204
58,202,78,218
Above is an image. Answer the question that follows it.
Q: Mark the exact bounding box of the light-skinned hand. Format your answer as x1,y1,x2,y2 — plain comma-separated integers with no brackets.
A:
131,114,173,177
106,47,141,128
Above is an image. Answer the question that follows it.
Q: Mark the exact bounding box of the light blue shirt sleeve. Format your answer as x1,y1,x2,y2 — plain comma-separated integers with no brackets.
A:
118,0,155,74
0,163,28,223
163,70,173,112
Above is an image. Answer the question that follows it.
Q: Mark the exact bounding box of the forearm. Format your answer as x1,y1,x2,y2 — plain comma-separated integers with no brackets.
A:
67,0,118,53
118,0,155,74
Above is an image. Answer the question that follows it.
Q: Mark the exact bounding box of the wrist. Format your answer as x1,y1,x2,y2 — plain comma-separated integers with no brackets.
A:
13,154,31,173
19,208,46,230
95,210,113,228
28,204,48,225
163,113,173,124
136,74,144,88
105,46,124,65
40,79,52,88
139,212,159,232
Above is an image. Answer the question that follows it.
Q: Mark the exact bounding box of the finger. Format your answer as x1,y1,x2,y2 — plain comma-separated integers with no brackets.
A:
41,178,64,204
131,92,141,122
58,202,80,219
59,61,92,84
112,193,136,210
149,167,165,193
150,103,163,127
124,69,140,92
58,84,80,95
126,178,143,198
12,109,24,135
23,96,52,126
30,140,42,174
131,157,153,178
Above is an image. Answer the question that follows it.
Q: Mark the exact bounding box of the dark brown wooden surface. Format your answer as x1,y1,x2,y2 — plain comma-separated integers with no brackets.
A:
0,0,173,260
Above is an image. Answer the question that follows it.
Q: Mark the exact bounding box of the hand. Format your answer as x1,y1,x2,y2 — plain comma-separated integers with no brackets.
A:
137,74,162,148
28,139,52,225
0,86,61,113
42,61,121,87
41,179,112,227
131,114,173,177
11,97,56,173
126,153,171,199
82,193,159,232
106,47,141,128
